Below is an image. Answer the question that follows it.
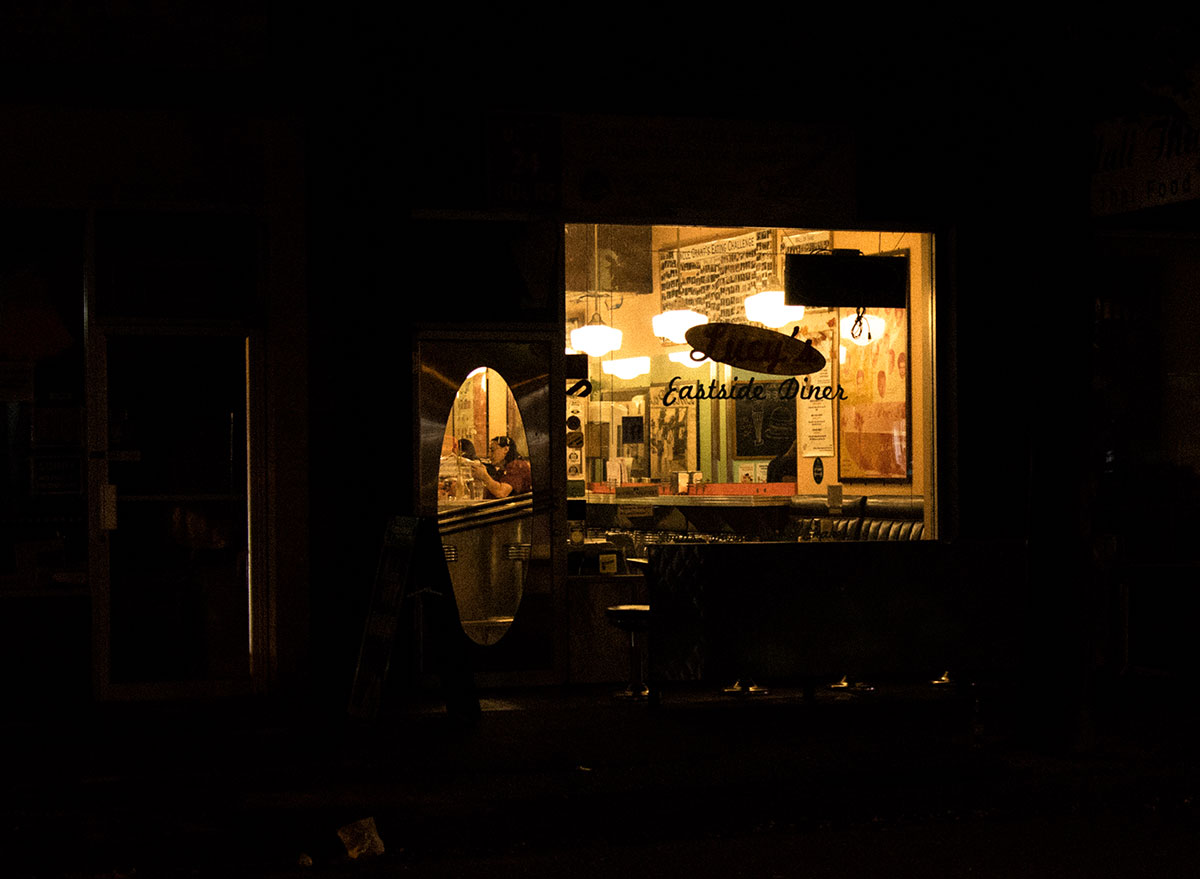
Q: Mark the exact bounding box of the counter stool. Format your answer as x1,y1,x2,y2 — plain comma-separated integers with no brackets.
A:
605,603,651,700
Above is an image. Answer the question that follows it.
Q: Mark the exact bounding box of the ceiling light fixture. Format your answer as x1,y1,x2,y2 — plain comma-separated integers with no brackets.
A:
652,308,708,344
570,223,624,357
668,349,710,367
744,289,805,328
745,253,803,328
600,355,650,379
570,312,623,357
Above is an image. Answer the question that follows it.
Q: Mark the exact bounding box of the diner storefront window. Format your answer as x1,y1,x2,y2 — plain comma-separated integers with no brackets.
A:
564,224,936,543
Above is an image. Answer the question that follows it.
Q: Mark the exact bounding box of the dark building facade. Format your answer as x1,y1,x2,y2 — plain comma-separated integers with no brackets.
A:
3,11,1199,745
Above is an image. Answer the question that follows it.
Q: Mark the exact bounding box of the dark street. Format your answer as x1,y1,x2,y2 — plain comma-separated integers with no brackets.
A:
5,681,1199,877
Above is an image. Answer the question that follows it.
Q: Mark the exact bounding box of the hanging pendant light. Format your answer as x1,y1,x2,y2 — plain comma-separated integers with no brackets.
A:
668,348,710,367
570,224,624,357
652,308,708,344
745,255,803,328
652,227,708,345
571,311,623,357
601,355,650,379
745,289,806,327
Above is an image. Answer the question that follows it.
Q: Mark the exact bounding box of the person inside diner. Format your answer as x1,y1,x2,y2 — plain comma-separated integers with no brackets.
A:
767,439,798,483
471,435,532,499
456,438,479,461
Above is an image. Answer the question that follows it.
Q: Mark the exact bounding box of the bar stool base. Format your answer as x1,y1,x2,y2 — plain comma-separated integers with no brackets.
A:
605,603,652,705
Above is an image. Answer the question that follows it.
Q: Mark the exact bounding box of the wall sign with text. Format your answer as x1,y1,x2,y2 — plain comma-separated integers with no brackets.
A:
684,322,825,376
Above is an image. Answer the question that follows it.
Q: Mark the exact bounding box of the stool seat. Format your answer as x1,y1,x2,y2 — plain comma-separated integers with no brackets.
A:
605,603,650,631
604,604,652,701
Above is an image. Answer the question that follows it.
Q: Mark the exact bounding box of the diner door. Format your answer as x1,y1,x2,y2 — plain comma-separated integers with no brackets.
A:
90,329,262,699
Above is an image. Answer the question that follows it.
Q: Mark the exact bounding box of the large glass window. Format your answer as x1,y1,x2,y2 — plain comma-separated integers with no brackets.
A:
565,224,936,542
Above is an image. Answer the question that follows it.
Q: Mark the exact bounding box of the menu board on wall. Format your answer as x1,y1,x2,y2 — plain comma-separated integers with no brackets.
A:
799,339,835,458
733,382,794,459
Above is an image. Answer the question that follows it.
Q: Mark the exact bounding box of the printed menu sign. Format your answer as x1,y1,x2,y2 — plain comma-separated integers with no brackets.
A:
800,340,835,458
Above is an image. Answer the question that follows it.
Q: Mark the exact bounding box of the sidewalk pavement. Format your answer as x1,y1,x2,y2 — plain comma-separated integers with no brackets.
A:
3,679,1198,877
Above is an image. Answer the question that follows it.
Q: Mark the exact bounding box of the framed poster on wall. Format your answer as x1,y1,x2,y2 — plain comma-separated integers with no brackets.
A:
838,306,911,482
649,386,697,478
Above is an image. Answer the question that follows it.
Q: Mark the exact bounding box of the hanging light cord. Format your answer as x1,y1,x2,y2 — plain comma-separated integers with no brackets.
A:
849,305,872,342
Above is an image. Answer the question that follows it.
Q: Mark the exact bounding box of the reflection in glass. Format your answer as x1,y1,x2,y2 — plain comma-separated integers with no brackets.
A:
107,335,250,683
438,368,531,645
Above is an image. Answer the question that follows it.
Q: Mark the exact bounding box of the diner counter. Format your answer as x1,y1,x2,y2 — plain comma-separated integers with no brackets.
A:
584,490,929,544
584,492,791,508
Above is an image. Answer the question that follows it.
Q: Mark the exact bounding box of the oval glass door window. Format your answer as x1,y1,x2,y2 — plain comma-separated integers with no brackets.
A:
437,367,532,645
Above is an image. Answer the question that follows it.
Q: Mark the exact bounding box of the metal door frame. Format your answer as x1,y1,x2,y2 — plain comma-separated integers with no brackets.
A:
414,328,567,687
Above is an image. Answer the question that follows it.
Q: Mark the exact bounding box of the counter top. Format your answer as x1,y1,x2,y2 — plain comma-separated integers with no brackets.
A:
584,492,791,507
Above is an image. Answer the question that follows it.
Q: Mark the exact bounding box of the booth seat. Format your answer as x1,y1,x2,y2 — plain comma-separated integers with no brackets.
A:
788,495,925,541
642,532,1029,695
861,497,925,541
644,540,959,688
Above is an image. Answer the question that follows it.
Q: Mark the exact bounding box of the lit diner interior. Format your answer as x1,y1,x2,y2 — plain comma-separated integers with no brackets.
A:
429,222,941,694
560,223,935,545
